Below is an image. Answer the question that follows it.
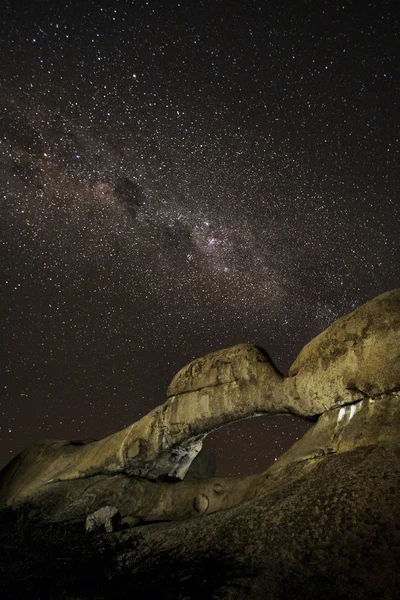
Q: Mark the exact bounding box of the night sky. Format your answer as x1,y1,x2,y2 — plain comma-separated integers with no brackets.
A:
1,0,399,476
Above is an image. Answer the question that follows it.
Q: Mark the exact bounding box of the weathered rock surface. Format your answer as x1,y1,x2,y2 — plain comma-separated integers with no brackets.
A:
0,289,399,598
287,288,400,414
0,290,399,520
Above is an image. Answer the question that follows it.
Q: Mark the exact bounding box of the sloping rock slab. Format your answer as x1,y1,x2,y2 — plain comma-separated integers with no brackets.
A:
117,443,400,599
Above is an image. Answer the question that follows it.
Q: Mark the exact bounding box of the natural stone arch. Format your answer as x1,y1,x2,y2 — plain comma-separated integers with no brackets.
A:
0,289,398,522
0,343,291,503
52,288,399,483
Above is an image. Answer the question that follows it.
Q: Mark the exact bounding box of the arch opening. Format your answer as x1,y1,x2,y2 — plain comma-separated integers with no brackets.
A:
201,413,312,478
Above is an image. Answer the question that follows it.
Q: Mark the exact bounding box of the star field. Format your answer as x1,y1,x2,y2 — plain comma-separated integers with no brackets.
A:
1,0,399,476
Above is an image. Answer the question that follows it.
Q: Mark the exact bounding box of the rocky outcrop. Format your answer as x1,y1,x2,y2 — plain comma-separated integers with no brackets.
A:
0,344,289,499
287,288,400,414
2,392,398,599
0,290,398,519
120,395,400,599
0,289,399,598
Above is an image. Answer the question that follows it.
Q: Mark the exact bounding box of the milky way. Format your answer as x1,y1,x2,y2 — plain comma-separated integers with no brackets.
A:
1,0,399,475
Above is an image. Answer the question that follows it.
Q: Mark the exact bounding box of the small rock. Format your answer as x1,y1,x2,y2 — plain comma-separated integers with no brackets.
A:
213,483,223,494
193,493,209,514
85,505,120,533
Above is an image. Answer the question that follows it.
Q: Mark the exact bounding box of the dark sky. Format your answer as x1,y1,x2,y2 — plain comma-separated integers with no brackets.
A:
1,0,399,475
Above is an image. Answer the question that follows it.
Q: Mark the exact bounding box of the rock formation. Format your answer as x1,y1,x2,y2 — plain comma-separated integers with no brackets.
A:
287,287,400,413
85,505,120,533
0,289,399,599
122,392,400,600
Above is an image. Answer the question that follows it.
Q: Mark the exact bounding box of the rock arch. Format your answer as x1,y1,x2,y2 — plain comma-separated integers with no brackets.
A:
0,289,398,523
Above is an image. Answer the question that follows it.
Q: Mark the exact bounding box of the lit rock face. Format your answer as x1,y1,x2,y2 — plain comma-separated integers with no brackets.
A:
166,289,400,424
0,289,398,526
85,505,120,533
4,466,259,525
0,344,288,497
286,288,400,415
261,391,400,481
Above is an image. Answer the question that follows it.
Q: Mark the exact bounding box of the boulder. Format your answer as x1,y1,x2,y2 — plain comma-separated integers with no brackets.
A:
286,288,400,414
85,505,120,533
